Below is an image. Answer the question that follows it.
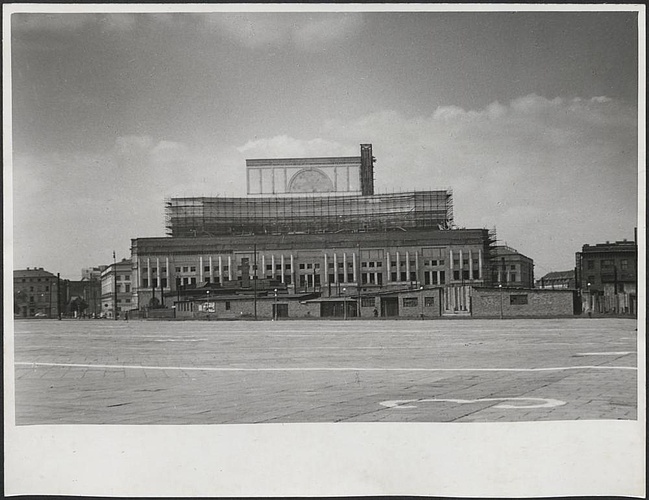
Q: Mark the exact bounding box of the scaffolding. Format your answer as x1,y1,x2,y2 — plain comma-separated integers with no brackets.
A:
165,190,454,237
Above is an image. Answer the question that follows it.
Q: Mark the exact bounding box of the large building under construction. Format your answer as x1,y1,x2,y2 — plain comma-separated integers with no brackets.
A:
130,144,511,318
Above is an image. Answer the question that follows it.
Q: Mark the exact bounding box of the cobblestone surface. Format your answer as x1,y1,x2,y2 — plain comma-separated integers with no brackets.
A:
13,318,638,424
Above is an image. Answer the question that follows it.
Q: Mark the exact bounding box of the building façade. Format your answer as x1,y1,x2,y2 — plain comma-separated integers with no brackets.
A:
128,144,553,319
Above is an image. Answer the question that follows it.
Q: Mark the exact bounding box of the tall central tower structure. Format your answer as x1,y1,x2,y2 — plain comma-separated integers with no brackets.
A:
360,143,375,196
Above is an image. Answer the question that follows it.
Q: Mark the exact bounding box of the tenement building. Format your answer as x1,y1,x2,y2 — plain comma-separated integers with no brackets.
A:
13,267,61,318
129,144,547,318
575,238,637,315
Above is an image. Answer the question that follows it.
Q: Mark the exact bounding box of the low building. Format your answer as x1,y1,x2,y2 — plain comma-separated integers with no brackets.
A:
536,270,576,290
575,238,637,315
13,267,61,318
169,284,573,320
100,259,136,318
470,287,577,318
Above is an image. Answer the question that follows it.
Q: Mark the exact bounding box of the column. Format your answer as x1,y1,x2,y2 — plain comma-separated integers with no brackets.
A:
156,257,161,288
261,255,266,277
415,251,420,285
343,252,348,283
280,254,285,284
478,249,483,280
396,251,400,281
218,256,223,283
209,256,213,282
199,256,203,283
324,253,329,284
449,249,454,272
468,250,473,281
166,257,170,290
147,258,151,288
333,252,339,284
352,252,357,283
406,251,410,281
386,251,391,282
228,255,232,281
271,254,276,279
290,254,295,284
135,259,140,307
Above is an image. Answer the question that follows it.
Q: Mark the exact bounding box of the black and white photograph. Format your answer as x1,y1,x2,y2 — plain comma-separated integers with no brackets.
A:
3,4,645,498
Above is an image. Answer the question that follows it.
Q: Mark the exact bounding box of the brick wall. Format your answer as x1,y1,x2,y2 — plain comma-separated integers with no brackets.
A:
398,290,442,318
471,288,575,318
175,297,320,319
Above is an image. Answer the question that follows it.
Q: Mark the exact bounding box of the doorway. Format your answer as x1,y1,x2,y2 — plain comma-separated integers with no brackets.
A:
380,297,399,317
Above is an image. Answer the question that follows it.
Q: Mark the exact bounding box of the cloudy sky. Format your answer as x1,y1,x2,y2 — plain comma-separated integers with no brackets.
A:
8,7,641,279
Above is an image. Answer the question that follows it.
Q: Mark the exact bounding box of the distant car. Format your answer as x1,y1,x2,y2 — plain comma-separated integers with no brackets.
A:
33,312,47,318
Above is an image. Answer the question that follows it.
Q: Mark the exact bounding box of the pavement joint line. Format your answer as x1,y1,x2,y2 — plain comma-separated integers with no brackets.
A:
15,362,638,372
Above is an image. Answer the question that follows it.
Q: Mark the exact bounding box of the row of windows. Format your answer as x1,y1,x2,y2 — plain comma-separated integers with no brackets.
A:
143,257,491,276
141,269,487,288
586,259,630,270
26,295,50,303
402,297,436,307
453,270,481,281
18,277,52,283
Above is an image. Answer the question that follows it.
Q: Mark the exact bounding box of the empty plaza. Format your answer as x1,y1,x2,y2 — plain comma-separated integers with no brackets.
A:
12,317,637,425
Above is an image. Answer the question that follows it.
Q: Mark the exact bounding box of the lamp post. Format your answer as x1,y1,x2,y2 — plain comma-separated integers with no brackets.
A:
273,288,278,321
499,283,504,319
587,282,592,317
343,287,347,320
420,286,424,319
253,243,258,321
57,273,61,320
113,251,118,320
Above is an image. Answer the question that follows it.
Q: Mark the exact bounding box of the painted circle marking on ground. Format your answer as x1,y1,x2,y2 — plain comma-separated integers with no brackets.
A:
380,397,567,410
575,351,633,356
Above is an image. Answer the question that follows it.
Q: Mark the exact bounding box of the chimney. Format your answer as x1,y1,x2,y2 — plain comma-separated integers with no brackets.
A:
360,144,375,196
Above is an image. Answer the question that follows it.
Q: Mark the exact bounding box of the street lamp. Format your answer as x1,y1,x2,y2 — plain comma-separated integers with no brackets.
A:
273,288,278,321
586,282,592,317
343,287,347,320
420,286,424,319
499,283,504,320
113,251,118,321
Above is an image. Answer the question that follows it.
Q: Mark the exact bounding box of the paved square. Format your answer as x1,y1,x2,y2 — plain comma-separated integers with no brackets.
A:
12,318,637,424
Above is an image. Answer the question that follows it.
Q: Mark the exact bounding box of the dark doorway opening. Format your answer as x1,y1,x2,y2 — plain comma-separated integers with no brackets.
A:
381,297,399,317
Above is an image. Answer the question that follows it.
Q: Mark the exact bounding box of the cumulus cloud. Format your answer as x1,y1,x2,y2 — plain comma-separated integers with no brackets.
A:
249,94,637,272
203,13,290,49
114,135,154,155
292,13,364,51
202,12,364,51
12,13,139,34
238,135,347,158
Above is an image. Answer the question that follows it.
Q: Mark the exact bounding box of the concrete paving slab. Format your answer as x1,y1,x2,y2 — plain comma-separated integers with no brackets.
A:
12,317,638,424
